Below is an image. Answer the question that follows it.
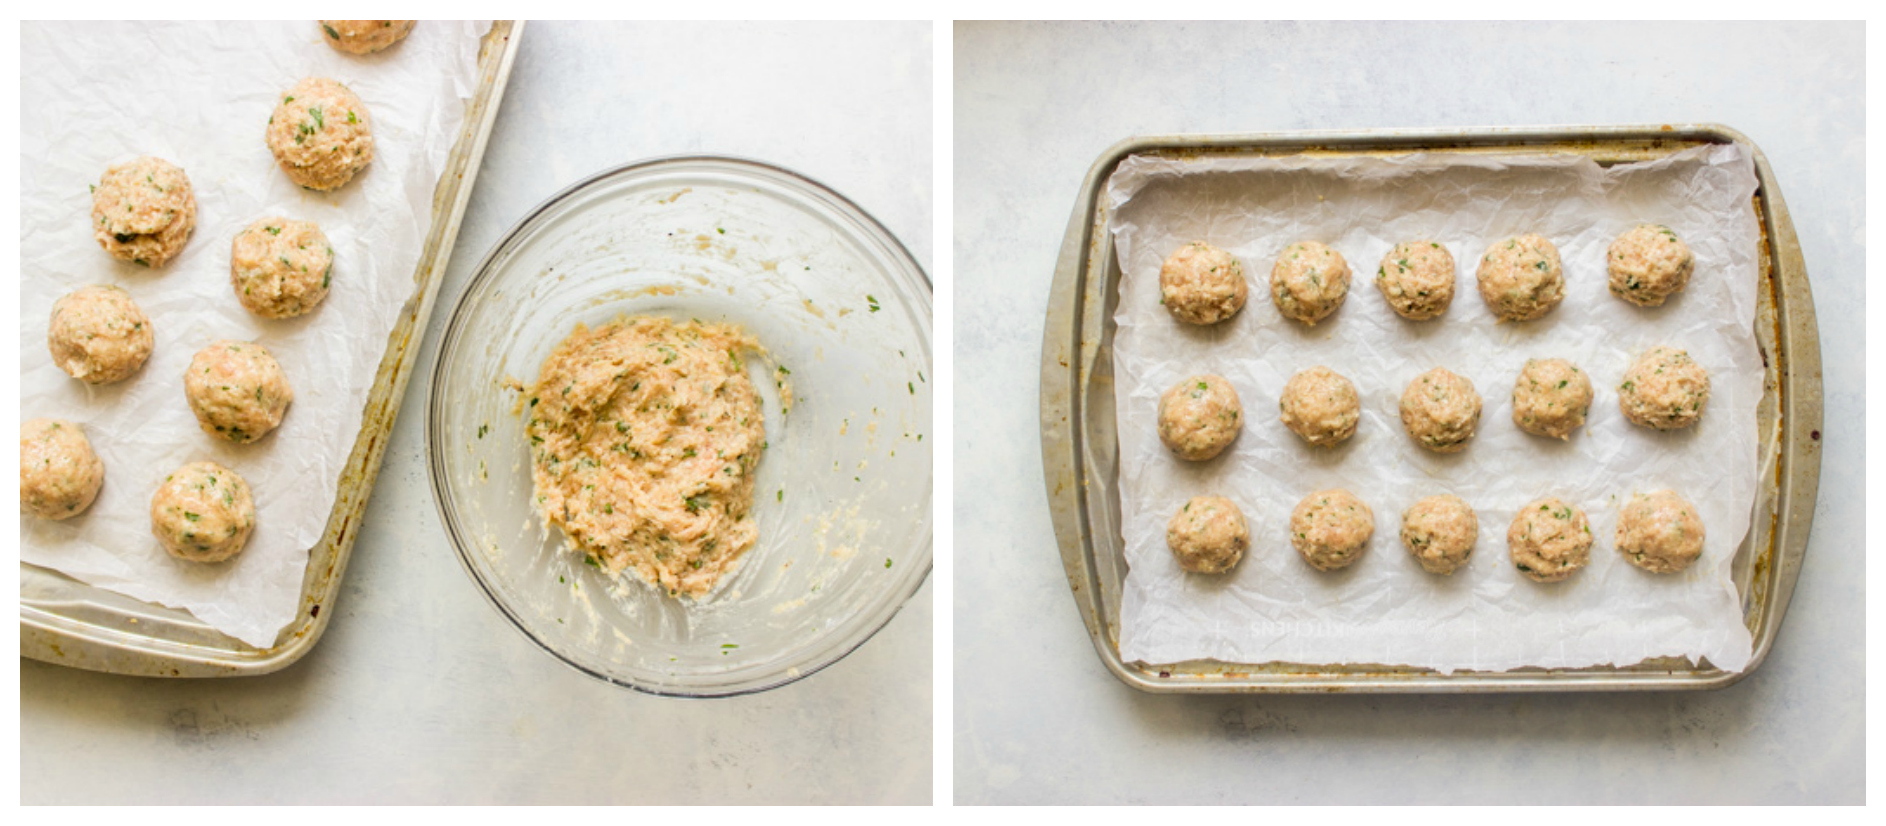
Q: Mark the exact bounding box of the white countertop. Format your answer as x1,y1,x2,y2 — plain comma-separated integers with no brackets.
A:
952,21,1861,804
22,21,933,805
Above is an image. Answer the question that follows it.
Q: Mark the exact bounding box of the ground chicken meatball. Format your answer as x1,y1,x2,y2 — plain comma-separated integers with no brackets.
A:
1375,241,1457,320
1615,490,1706,574
92,156,197,268
319,20,416,54
1476,234,1565,321
1607,224,1695,307
47,285,154,385
1508,497,1592,582
184,341,294,443
1400,494,1477,575
1618,346,1710,431
1158,241,1248,325
1399,367,1482,453
150,461,255,563
1279,365,1359,447
1165,496,1250,575
265,77,375,191
1156,375,1242,461
230,217,334,318
1270,241,1352,325
1511,358,1594,440
1290,489,1374,571
20,419,104,520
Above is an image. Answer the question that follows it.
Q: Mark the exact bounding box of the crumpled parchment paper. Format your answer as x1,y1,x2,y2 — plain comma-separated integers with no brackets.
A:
20,21,486,647
1108,144,1761,674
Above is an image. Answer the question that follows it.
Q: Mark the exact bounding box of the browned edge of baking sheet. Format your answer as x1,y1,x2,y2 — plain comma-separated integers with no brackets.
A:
1039,124,1823,693
20,21,527,678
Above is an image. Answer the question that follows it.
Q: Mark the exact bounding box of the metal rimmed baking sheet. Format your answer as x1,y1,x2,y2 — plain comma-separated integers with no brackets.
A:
1039,124,1822,692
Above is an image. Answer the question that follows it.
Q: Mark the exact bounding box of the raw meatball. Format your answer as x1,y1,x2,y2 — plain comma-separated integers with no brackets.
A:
1616,490,1706,574
230,217,334,318
1401,494,1477,575
1158,241,1247,325
20,419,104,520
1279,365,1359,447
1476,234,1565,321
1511,358,1593,440
1157,375,1242,461
1290,489,1374,571
1618,346,1710,430
150,461,255,563
47,285,154,385
1399,367,1481,453
1508,497,1592,582
1607,224,1694,307
1375,241,1457,320
1165,496,1249,575
1270,241,1352,325
319,20,416,54
185,341,294,444
91,156,197,268
265,78,374,191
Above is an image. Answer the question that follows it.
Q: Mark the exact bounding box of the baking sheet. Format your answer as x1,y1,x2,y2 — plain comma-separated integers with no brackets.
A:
1107,144,1761,674
20,21,486,647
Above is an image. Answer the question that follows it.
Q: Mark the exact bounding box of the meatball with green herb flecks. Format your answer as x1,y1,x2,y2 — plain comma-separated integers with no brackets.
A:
1508,497,1591,582
319,20,415,54
1476,234,1564,321
1618,346,1709,431
1607,224,1695,307
1400,494,1477,575
150,461,254,563
1270,241,1352,325
91,156,197,267
1156,374,1243,461
1166,496,1249,575
1512,358,1593,440
1399,367,1481,453
1279,365,1359,447
48,285,154,385
1158,241,1247,325
1375,241,1457,320
1615,490,1705,574
184,341,294,444
20,419,104,520
1290,489,1374,572
265,77,374,191
230,217,333,318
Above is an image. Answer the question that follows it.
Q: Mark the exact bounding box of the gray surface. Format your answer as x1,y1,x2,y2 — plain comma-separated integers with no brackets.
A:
22,21,933,805
954,21,1861,805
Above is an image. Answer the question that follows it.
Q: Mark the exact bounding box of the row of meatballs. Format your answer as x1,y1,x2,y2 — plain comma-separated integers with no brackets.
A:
1159,224,1696,327
1166,489,1705,582
1159,347,1710,461
22,22,417,564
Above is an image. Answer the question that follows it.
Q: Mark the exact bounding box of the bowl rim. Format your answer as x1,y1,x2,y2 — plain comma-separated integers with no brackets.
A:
424,153,933,698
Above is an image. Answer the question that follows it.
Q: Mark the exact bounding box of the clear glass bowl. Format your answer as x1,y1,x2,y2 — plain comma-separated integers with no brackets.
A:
427,156,932,697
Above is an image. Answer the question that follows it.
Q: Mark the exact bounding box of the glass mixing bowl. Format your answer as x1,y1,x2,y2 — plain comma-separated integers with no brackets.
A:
427,156,932,696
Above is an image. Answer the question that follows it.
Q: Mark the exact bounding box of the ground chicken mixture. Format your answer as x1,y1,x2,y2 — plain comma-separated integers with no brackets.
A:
526,316,772,599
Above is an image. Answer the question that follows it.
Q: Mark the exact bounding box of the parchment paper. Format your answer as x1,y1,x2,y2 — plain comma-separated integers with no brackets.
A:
1108,144,1761,673
20,21,486,647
